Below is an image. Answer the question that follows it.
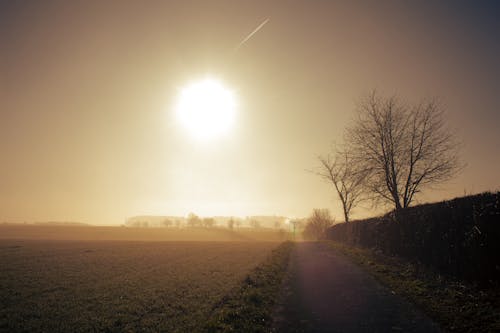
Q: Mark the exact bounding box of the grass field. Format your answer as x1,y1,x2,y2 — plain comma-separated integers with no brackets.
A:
0,237,283,332
0,224,290,242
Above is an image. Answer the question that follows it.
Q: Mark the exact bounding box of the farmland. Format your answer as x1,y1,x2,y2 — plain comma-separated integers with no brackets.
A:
0,236,282,332
0,224,289,242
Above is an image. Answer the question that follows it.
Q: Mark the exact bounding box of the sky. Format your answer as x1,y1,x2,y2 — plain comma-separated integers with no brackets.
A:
1,1,499,224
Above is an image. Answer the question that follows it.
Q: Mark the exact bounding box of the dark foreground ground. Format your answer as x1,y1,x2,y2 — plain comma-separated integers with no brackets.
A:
0,239,279,332
273,242,442,333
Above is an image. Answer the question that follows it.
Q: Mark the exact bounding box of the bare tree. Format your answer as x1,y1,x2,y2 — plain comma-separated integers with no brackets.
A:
302,209,334,240
347,92,462,211
249,219,261,229
163,218,172,227
317,149,365,222
187,213,201,227
202,217,215,228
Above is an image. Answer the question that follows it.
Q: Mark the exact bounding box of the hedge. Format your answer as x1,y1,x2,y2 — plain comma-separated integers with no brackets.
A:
327,192,500,286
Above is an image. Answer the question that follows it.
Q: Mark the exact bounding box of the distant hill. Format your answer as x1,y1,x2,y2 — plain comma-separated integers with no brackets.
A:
34,221,90,226
0,221,89,226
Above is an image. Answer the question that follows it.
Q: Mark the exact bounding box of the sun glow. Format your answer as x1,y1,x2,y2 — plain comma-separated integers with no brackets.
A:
175,78,237,141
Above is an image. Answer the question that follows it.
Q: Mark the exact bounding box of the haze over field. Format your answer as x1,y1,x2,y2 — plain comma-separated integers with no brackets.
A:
1,1,499,224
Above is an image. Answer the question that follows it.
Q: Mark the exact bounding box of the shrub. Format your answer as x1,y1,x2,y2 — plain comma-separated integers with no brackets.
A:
303,209,334,240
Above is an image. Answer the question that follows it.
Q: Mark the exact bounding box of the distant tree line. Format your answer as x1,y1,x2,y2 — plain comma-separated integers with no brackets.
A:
125,214,289,230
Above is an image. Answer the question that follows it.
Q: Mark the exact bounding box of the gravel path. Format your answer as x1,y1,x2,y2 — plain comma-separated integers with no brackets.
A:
273,242,442,333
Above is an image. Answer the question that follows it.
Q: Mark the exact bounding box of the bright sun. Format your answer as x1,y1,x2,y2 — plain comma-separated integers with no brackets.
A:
175,78,236,141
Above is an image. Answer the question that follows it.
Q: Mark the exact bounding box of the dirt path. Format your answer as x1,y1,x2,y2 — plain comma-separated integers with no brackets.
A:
273,242,441,332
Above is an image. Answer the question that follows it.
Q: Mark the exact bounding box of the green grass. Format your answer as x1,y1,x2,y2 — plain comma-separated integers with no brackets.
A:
325,241,500,332
204,241,294,332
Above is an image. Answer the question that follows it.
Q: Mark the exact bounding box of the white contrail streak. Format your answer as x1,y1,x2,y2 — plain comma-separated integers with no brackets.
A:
234,18,270,51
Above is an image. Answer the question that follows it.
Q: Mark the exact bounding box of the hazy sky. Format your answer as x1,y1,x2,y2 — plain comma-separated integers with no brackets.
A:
1,1,499,224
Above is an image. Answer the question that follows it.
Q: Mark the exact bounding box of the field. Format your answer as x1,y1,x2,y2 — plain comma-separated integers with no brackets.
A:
0,224,289,242
0,230,283,332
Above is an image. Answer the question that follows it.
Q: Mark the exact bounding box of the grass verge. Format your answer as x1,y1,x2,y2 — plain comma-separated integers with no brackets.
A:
325,241,500,332
204,241,294,332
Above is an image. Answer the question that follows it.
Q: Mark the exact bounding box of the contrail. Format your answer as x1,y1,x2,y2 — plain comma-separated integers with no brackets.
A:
234,18,270,51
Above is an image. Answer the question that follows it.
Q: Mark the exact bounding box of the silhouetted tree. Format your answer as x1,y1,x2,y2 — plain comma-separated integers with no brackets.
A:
317,148,365,222
202,218,215,228
163,218,172,227
187,213,201,227
302,209,334,240
249,219,260,229
227,218,234,230
346,92,462,211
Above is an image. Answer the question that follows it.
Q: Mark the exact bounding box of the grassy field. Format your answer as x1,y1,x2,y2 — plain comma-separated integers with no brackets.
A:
0,224,290,242
0,238,284,332
206,241,293,332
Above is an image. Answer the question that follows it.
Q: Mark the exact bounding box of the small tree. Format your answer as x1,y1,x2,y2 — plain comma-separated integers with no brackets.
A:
202,218,215,228
347,92,462,210
302,209,334,240
317,148,365,222
227,218,234,230
249,219,260,229
187,213,201,227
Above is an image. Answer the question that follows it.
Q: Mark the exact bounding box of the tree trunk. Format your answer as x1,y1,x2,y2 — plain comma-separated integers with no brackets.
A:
394,199,403,212
342,201,349,223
